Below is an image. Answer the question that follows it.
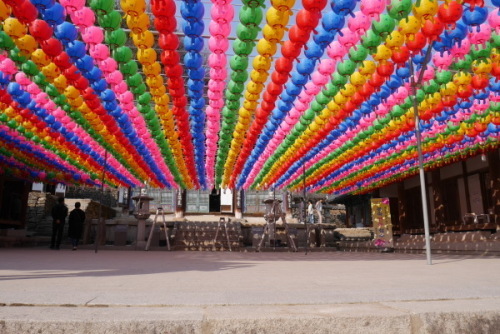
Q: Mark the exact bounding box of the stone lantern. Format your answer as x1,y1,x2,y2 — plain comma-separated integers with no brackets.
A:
132,194,153,249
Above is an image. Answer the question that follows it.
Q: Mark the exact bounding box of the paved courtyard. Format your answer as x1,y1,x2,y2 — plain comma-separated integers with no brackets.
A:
1,248,500,333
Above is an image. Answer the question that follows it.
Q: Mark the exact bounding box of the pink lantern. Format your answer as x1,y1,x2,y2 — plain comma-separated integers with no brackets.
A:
59,0,85,14
327,41,346,61
360,0,385,19
81,26,104,45
318,59,335,75
70,7,95,30
90,44,110,61
348,12,371,36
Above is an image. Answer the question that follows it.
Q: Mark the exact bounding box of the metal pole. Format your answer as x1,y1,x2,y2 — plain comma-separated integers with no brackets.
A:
409,46,434,265
95,149,108,254
303,161,308,255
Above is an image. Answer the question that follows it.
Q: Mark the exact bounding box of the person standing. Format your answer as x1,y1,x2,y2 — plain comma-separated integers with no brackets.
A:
315,200,323,224
50,197,68,250
68,202,86,250
307,200,314,224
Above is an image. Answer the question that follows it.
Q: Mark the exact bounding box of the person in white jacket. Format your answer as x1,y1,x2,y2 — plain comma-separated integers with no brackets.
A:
307,201,314,224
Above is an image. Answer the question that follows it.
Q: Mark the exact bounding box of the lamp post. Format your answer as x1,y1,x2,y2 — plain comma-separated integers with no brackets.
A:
409,45,434,265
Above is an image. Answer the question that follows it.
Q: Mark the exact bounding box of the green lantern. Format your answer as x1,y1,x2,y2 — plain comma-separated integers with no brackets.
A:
388,0,412,20
372,14,396,38
236,24,259,42
89,0,114,15
434,70,452,85
348,45,368,63
227,81,245,94
98,11,121,31
361,30,382,53
316,92,330,105
332,72,348,87
303,108,315,121
231,70,248,83
120,60,138,75
230,55,249,71
233,40,254,56
239,6,263,27
138,92,152,105
323,82,337,97
105,29,127,48
21,61,38,76
337,59,357,77
113,46,133,63
0,32,15,50
132,83,147,95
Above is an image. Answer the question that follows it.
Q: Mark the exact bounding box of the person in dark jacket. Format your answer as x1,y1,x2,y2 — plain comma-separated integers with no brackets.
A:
68,202,86,250
50,197,68,250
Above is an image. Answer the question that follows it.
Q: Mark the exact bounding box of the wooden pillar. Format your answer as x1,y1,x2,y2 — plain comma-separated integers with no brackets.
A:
461,161,472,213
174,189,186,218
487,150,500,222
234,189,243,219
431,169,445,231
283,191,293,220
397,182,406,234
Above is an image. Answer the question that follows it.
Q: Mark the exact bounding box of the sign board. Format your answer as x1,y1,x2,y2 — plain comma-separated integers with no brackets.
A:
55,183,66,196
370,198,394,249
32,182,43,192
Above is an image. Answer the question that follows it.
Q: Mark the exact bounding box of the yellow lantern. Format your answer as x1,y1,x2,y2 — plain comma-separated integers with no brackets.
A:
266,7,290,29
247,81,264,94
373,45,392,62
262,25,285,43
137,48,157,65
250,70,269,83
398,16,422,41
16,34,37,58
3,18,27,39
143,63,161,77
126,12,150,34
350,72,366,87
132,31,154,49
256,39,277,57
31,49,51,67
359,60,376,75
386,31,405,50
412,0,438,21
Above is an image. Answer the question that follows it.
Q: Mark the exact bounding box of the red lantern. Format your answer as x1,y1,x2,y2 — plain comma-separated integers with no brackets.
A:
275,57,294,73
154,17,176,34
350,92,364,106
271,71,289,85
281,41,303,59
158,33,179,50
151,0,176,18
12,1,37,24
53,53,72,69
296,9,320,31
391,46,410,65
457,85,473,99
161,50,180,66
289,25,310,44
471,74,489,90
64,66,80,81
165,64,183,77
29,20,53,42
422,19,444,42
377,61,395,77
369,72,386,88
406,32,426,53
438,1,463,28
492,63,500,81
358,83,375,97
41,38,63,57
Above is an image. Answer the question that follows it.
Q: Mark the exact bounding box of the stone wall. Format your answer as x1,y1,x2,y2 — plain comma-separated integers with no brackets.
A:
25,192,116,237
